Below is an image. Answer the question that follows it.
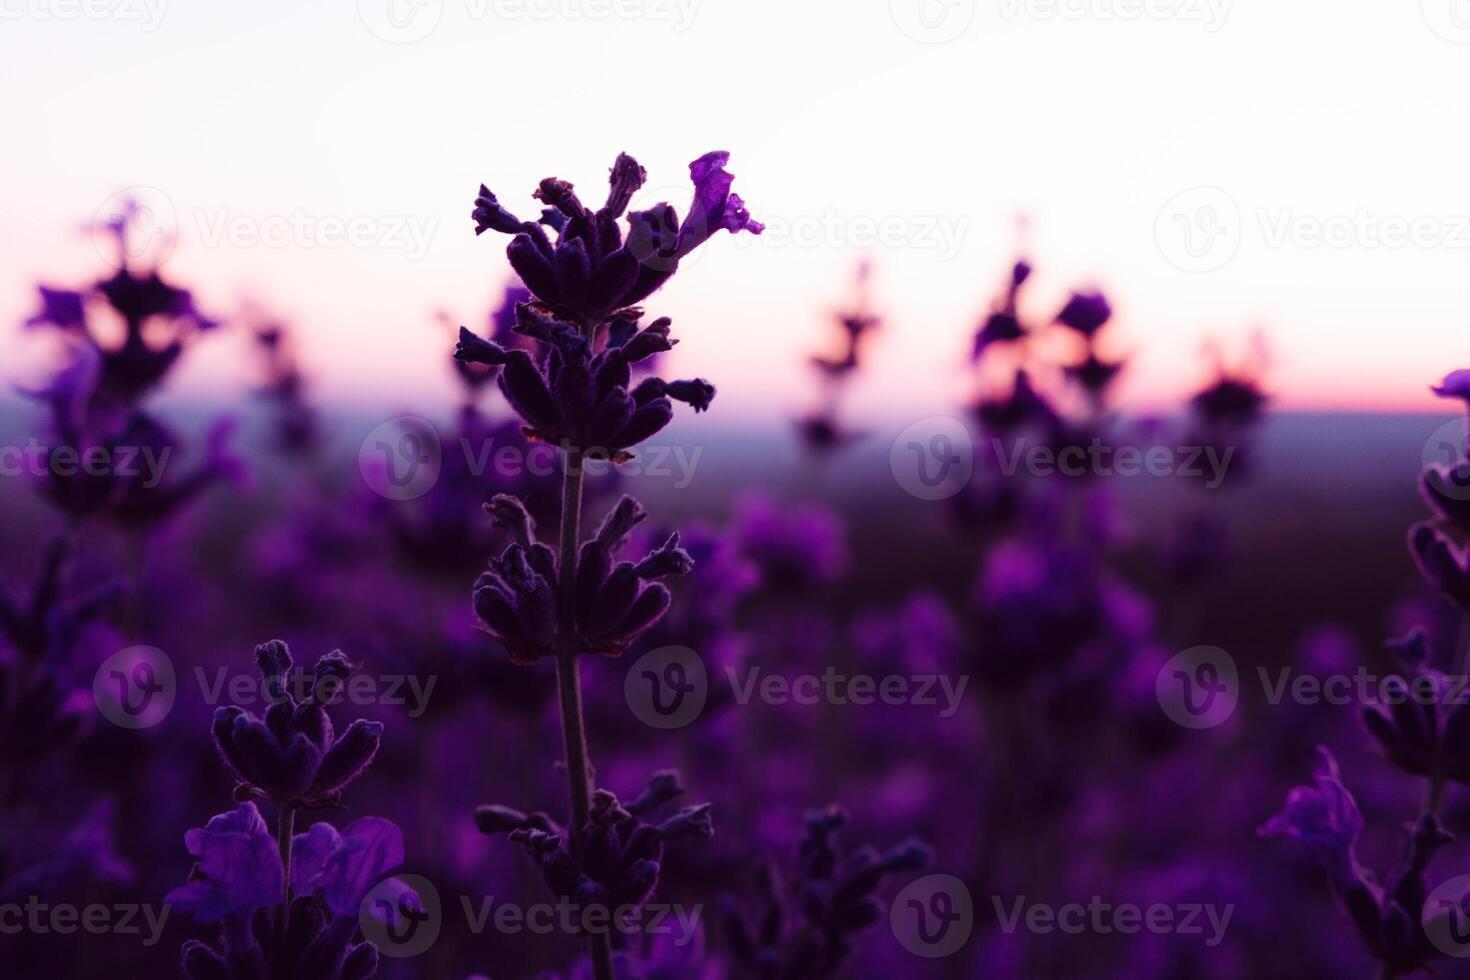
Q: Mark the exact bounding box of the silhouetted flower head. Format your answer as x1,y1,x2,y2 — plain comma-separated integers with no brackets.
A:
472,494,691,663
975,370,1060,434
455,309,712,455
1432,369,1470,409
471,151,761,326
718,804,932,979
1064,351,1126,395
476,771,712,937
1258,747,1364,881
1192,376,1266,428
1420,463,1470,536
1055,290,1112,337
1410,522,1470,610
211,641,383,809
0,536,119,665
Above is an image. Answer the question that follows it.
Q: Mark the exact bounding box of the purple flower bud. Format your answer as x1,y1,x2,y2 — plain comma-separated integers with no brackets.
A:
664,379,716,413
632,533,695,579
1055,290,1112,336
472,184,527,236
1258,746,1364,881
603,152,647,219
485,493,537,549
1409,522,1470,609
1432,369,1470,406
453,326,512,366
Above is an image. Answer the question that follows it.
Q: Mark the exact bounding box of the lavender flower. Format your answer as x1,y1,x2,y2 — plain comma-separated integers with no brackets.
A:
475,771,713,938
718,805,932,979
469,151,761,326
211,642,383,810
471,494,691,662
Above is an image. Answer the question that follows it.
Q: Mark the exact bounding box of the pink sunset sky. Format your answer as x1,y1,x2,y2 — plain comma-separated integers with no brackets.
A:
4,0,1470,424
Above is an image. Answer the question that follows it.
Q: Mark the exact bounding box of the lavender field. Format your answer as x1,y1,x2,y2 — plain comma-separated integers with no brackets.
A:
8,4,1470,979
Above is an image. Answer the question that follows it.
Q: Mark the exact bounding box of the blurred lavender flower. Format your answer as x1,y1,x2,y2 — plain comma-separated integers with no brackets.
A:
718,805,932,979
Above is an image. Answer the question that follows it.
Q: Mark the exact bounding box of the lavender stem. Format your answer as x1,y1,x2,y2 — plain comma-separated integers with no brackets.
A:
552,446,615,980
277,805,295,905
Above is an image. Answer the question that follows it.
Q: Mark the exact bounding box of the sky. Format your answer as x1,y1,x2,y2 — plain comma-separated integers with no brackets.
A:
3,0,1470,426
